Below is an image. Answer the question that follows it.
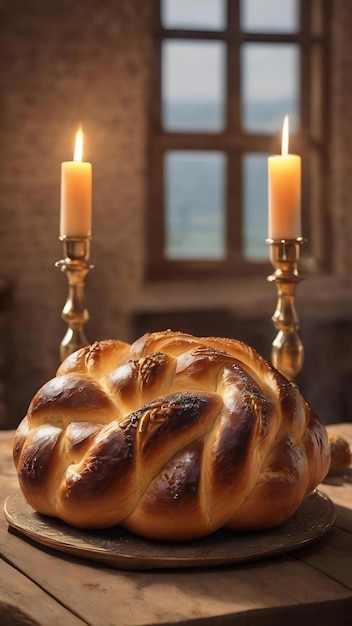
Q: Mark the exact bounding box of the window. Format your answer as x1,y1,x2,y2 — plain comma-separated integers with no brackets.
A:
147,0,330,280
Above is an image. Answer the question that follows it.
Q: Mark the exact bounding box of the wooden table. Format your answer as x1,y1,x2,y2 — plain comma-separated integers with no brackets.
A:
1,424,352,626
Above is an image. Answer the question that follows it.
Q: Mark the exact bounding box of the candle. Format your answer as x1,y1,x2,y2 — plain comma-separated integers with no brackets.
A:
268,115,301,240
60,127,92,238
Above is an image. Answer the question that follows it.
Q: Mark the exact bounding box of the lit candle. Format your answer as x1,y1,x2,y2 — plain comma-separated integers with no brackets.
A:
60,127,92,238
268,115,301,240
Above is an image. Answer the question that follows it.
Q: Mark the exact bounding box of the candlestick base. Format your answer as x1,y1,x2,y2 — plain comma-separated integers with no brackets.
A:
56,236,94,363
267,237,304,382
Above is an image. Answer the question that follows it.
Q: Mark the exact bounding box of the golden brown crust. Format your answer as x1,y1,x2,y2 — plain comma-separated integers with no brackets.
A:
328,433,351,475
13,330,331,540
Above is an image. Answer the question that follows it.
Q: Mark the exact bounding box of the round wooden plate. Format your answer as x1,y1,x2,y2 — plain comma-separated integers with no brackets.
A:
4,489,335,571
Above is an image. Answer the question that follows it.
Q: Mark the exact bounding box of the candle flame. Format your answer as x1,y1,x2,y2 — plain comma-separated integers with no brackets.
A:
73,126,83,162
281,115,289,156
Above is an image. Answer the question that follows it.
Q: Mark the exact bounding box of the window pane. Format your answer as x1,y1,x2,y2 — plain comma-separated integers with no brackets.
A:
240,0,299,33
162,40,226,132
241,43,299,133
161,0,226,31
165,151,226,260
242,153,269,260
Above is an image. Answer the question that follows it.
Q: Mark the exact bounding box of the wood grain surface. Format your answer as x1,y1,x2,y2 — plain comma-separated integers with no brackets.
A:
0,424,351,626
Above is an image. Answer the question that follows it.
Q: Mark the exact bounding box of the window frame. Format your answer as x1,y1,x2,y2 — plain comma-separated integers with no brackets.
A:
146,0,331,281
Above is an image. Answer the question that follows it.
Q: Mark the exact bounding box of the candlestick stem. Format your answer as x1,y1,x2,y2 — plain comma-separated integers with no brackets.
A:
267,237,304,382
56,237,93,362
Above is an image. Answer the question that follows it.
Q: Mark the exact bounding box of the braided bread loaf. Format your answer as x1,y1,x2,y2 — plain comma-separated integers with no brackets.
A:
13,330,330,541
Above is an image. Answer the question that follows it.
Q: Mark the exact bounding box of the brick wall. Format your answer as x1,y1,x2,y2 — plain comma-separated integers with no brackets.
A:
0,0,151,424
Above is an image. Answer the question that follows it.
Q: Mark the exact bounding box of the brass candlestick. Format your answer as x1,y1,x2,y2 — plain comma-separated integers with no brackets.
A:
267,237,304,382
56,236,93,362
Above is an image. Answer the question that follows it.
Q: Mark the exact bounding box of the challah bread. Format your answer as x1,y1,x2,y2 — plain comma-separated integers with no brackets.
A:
13,330,330,541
